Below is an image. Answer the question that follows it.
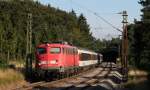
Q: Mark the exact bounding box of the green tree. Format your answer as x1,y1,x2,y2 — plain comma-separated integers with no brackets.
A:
127,0,150,69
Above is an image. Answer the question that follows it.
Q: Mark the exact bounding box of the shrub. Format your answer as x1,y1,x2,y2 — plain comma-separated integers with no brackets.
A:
0,59,8,69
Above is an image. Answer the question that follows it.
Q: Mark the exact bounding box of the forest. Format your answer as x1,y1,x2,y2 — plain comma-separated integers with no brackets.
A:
128,0,150,71
0,0,150,89
0,0,107,66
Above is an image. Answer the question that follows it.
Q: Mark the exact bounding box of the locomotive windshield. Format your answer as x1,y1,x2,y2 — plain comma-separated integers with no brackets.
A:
50,47,61,54
37,48,46,54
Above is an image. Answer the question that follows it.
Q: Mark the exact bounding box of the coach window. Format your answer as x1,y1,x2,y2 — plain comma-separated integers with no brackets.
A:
88,54,91,60
91,55,93,60
81,53,89,60
50,47,61,54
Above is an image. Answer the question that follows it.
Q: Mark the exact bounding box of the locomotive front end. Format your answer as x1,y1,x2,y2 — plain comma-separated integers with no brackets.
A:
35,44,63,78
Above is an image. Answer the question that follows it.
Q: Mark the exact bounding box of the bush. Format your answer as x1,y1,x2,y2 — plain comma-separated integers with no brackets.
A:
0,60,8,69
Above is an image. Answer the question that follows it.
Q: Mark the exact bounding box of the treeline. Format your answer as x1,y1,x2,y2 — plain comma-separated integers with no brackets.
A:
0,0,105,63
128,0,150,70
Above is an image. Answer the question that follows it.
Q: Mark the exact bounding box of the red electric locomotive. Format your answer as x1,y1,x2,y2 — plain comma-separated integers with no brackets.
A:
35,42,79,78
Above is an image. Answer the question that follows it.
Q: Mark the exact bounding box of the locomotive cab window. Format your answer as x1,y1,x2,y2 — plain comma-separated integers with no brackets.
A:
50,47,61,54
37,48,46,54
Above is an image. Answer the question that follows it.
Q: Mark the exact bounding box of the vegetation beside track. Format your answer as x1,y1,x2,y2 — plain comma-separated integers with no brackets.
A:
120,68,150,90
0,69,26,90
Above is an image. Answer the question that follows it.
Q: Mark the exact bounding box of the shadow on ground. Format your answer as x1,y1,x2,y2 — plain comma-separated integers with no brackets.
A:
33,85,111,90
121,72,150,90
32,63,124,90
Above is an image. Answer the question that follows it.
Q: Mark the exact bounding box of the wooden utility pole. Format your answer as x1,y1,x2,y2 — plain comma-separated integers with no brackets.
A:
121,11,128,81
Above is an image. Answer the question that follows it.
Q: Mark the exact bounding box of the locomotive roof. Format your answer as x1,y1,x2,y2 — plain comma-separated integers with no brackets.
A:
37,43,76,48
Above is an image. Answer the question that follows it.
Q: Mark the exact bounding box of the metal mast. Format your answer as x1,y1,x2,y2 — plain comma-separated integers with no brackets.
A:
26,12,32,56
121,11,128,81
25,9,33,78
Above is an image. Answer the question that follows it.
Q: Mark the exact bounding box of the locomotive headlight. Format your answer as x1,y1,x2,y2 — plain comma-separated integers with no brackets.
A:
39,61,47,65
50,60,57,64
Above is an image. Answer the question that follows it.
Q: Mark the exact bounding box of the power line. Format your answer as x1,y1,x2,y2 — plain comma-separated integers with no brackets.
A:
94,13,122,32
70,0,122,32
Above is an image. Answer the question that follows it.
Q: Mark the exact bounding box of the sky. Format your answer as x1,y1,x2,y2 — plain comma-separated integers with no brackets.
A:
36,0,142,40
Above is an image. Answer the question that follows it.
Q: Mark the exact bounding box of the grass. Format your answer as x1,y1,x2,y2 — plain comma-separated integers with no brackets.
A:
121,69,150,90
0,69,25,87
0,60,29,89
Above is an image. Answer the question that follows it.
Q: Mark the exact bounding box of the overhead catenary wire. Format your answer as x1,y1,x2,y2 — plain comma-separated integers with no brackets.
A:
70,0,122,32
93,13,122,32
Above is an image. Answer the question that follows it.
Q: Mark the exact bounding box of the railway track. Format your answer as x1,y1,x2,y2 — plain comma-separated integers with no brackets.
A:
14,65,100,90
14,62,122,90
56,63,115,90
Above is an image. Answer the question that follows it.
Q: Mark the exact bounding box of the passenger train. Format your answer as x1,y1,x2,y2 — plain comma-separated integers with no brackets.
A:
35,42,103,79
